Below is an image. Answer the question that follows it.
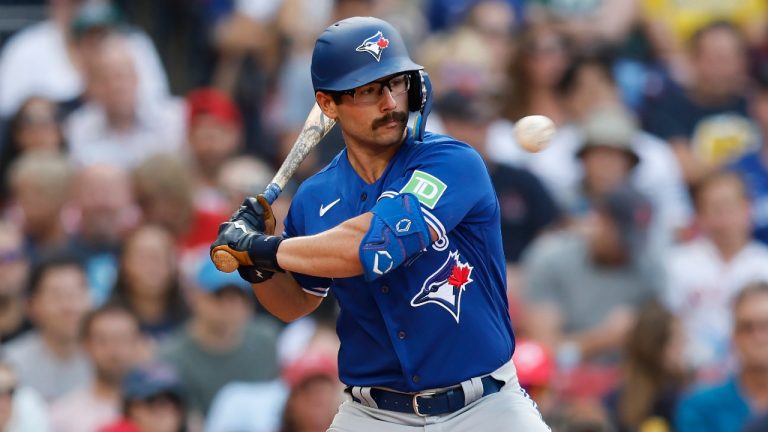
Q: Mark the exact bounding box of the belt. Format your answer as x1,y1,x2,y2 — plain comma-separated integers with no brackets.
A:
349,375,504,417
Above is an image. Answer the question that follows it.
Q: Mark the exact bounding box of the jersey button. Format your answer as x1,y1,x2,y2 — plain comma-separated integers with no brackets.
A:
381,285,390,294
360,192,368,201
398,331,406,340
412,375,420,383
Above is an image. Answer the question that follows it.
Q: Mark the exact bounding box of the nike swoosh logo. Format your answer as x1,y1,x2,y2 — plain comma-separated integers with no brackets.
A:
319,198,341,217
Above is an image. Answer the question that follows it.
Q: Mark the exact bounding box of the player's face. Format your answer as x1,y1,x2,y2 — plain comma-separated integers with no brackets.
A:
334,74,410,149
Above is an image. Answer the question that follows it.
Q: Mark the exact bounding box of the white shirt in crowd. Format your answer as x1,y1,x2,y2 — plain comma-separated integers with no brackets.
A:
49,386,119,432
6,386,50,432
3,332,92,402
664,237,768,380
0,20,168,117
65,98,185,169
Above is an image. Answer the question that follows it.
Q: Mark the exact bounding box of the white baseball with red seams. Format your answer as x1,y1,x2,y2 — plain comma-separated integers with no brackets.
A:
514,115,556,153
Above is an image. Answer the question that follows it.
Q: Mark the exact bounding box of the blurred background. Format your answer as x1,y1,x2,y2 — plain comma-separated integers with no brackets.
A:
1,0,768,431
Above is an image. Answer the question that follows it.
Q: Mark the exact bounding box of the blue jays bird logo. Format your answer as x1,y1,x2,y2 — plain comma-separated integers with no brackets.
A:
410,251,473,322
356,31,390,62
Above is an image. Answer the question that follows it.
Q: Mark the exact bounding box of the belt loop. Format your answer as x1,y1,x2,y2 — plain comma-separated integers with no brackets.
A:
352,386,378,409
460,376,484,406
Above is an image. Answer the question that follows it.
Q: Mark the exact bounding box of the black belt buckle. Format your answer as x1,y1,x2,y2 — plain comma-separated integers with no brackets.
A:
412,390,437,416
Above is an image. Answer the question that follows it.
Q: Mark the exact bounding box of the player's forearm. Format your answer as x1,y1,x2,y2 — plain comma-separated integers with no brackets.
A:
276,213,372,278
252,272,323,322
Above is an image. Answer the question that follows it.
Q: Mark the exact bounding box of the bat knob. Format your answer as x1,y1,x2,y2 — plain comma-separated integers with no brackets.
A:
213,250,239,273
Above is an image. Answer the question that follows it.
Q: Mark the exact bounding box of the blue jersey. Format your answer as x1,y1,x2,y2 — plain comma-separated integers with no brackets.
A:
283,129,515,392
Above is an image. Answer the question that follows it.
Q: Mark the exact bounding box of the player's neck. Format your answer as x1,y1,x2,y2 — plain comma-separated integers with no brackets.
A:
346,140,402,184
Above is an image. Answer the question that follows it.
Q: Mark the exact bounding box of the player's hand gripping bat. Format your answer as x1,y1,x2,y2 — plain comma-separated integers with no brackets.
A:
212,103,336,273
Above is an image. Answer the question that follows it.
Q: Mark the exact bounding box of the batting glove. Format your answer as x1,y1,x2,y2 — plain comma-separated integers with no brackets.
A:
228,195,276,235
210,221,284,273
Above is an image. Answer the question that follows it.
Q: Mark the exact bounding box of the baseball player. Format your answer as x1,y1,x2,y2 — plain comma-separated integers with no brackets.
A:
211,16,550,431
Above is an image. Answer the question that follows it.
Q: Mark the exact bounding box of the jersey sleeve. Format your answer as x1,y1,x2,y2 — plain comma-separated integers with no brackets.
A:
283,199,332,297
380,141,496,242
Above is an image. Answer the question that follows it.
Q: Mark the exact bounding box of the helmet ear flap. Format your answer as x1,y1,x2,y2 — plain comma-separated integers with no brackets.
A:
407,71,425,112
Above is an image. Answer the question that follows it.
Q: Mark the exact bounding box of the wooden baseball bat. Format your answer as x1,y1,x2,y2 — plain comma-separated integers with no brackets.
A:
213,103,336,272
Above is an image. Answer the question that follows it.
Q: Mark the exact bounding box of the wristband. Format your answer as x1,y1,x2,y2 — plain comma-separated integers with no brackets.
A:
247,234,284,272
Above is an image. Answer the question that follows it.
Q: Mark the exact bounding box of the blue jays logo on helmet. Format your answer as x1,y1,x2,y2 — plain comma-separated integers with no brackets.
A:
410,250,473,322
311,16,422,92
356,31,390,62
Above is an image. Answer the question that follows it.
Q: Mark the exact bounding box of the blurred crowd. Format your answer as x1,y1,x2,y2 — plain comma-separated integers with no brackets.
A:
1,0,768,431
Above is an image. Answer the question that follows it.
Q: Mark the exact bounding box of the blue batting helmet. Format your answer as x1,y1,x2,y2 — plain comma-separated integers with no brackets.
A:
311,16,423,95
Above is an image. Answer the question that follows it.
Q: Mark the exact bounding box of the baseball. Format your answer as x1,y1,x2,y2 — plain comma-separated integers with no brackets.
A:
514,115,555,153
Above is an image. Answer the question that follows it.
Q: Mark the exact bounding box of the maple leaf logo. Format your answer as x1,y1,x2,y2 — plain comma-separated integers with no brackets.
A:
377,37,389,48
448,265,471,287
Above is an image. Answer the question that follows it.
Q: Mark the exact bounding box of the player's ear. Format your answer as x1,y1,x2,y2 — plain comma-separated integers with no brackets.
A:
316,91,339,120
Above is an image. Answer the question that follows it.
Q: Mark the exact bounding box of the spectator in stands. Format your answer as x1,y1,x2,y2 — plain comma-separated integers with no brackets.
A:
107,225,188,340
675,281,768,432
502,22,570,125
216,155,274,214
70,164,137,305
6,154,74,262
184,87,243,215
279,351,342,432
567,108,641,217
133,154,226,256
643,21,754,184
0,222,32,343
603,301,689,432
496,52,692,246
529,0,639,49
50,305,145,432
522,185,660,370
100,363,186,432
209,0,285,159
664,171,768,382
0,361,50,432
65,34,184,168
3,251,92,402
730,72,768,245
0,0,168,117
641,0,767,82
157,259,280,417
206,299,341,432
461,0,517,77
425,0,524,34
0,96,65,205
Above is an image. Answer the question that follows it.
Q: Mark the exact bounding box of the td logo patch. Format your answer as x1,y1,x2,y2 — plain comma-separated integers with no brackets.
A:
400,170,447,209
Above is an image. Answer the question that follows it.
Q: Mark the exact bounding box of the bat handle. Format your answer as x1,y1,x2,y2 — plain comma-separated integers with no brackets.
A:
262,183,282,205
212,250,239,273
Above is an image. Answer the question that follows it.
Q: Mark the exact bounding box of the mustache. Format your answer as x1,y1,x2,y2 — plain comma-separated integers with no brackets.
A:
372,111,408,130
